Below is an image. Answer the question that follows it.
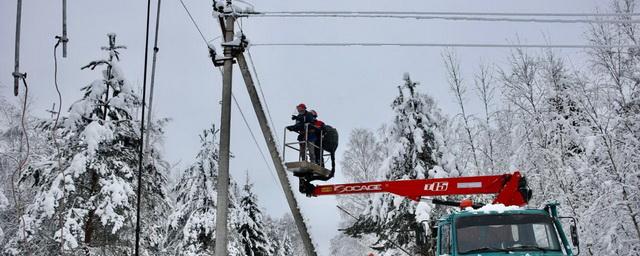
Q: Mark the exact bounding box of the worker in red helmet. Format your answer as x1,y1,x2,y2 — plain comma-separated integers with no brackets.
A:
287,103,315,131
287,103,317,162
308,110,326,165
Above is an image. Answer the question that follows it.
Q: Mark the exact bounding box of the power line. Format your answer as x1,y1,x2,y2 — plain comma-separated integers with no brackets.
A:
215,67,281,188
134,0,153,254
13,76,30,256
179,0,208,45
252,13,640,24
246,48,279,143
179,2,282,191
250,42,640,49
53,36,66,255
232,93,280,186
258,10,640,17
234,21,277,139
144,0,162,163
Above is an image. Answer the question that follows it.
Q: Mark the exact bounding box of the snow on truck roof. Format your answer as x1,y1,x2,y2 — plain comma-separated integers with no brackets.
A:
466,204,523,214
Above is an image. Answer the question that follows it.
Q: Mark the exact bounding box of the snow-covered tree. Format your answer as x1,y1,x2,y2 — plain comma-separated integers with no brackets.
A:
329,233,377,256
443,51,481,175
166,125,244,256
9,34,170,256
1,86,63,256
167,125,221,255
263,214,304,256
337,128,383,218
261,215,295,256
577,1,640,252
236,174,273,256
345,74,449,255
329,128,382,255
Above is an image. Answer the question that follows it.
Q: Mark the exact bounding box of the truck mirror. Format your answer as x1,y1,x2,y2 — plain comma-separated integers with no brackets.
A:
426,220,438,239
430,226,438,239
560,216,581,255
570,224,580,247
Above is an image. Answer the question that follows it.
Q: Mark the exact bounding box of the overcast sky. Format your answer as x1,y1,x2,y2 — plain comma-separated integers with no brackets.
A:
1,0,607,254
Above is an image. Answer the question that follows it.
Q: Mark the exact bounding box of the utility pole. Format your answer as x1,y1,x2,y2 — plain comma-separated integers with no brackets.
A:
62,0,68,57
13,0,25,96
211,2,318,255
144,0,162,161
236,53,318,256
213,5,235,256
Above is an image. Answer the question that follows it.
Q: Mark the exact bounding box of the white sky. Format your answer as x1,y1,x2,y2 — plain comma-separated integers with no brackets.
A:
1,0,606,254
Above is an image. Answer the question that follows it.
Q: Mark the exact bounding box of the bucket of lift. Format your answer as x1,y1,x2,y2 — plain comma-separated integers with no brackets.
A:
283,124,333,178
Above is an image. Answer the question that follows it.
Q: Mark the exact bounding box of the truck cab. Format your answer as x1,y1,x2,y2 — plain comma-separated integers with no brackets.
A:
434,203,579,256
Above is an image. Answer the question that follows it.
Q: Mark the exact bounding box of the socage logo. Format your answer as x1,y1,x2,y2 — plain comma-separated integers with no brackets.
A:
334,184,383,193
424,182,449,192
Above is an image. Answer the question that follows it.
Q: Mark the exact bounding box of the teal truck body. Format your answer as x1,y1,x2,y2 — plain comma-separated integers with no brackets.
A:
433,203,579,256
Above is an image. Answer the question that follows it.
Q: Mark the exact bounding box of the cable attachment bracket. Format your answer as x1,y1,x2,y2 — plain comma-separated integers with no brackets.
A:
54,35,69,48
221,34,249,53
237,33,250,52
12,71,26,96
209,45,230,67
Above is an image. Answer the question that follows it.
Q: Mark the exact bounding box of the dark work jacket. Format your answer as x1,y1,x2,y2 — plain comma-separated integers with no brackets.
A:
288,111,316,133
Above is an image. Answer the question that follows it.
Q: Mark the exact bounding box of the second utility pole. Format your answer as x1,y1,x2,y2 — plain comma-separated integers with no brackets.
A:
214,9,235,256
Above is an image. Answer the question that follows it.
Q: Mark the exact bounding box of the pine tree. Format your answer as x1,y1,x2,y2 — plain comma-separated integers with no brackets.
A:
263,214,304,256
236,174,273,256
345,74,448,255
167,125,220,255
275,233,294,256
166,125,244,256
11,34,169,256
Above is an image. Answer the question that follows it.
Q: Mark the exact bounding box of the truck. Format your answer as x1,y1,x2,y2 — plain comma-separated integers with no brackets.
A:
429,202,580,255
293,169,581,255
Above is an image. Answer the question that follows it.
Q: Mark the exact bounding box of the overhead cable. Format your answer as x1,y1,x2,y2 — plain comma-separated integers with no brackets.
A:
251,42,640,49
53,36,66,255
215,67,281,188
179,0,209,45
134,0,153,254
253,13,640,24
257,11,640,17
246,48,279,143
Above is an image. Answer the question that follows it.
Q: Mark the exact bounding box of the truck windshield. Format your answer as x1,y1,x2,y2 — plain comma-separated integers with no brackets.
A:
456,213,561,254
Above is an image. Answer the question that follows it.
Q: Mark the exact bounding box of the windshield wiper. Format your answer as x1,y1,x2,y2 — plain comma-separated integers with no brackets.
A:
505,245,552,252
460,247,510,254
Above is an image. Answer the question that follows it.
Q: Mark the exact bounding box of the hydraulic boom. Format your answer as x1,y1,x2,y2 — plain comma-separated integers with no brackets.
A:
305,171,532,206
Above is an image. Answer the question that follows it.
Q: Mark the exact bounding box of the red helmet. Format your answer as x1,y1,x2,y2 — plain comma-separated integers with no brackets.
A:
297,103,307,110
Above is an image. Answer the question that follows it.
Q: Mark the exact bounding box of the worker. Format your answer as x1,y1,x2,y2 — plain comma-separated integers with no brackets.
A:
309,110,325,165
286,103,316,161
309,109,339,179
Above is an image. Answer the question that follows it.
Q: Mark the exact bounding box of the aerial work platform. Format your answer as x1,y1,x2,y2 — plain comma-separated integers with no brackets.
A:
285,161,331,178
283,125,336,183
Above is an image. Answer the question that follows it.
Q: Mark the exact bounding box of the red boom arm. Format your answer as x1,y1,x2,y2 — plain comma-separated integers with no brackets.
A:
312,171,530,206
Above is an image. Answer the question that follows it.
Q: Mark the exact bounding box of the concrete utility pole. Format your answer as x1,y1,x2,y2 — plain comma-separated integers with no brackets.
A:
214,10,235,256
13,0,24,96
144,0,162,161
236,54,318,256
62,0,68,57
212,2,317,255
